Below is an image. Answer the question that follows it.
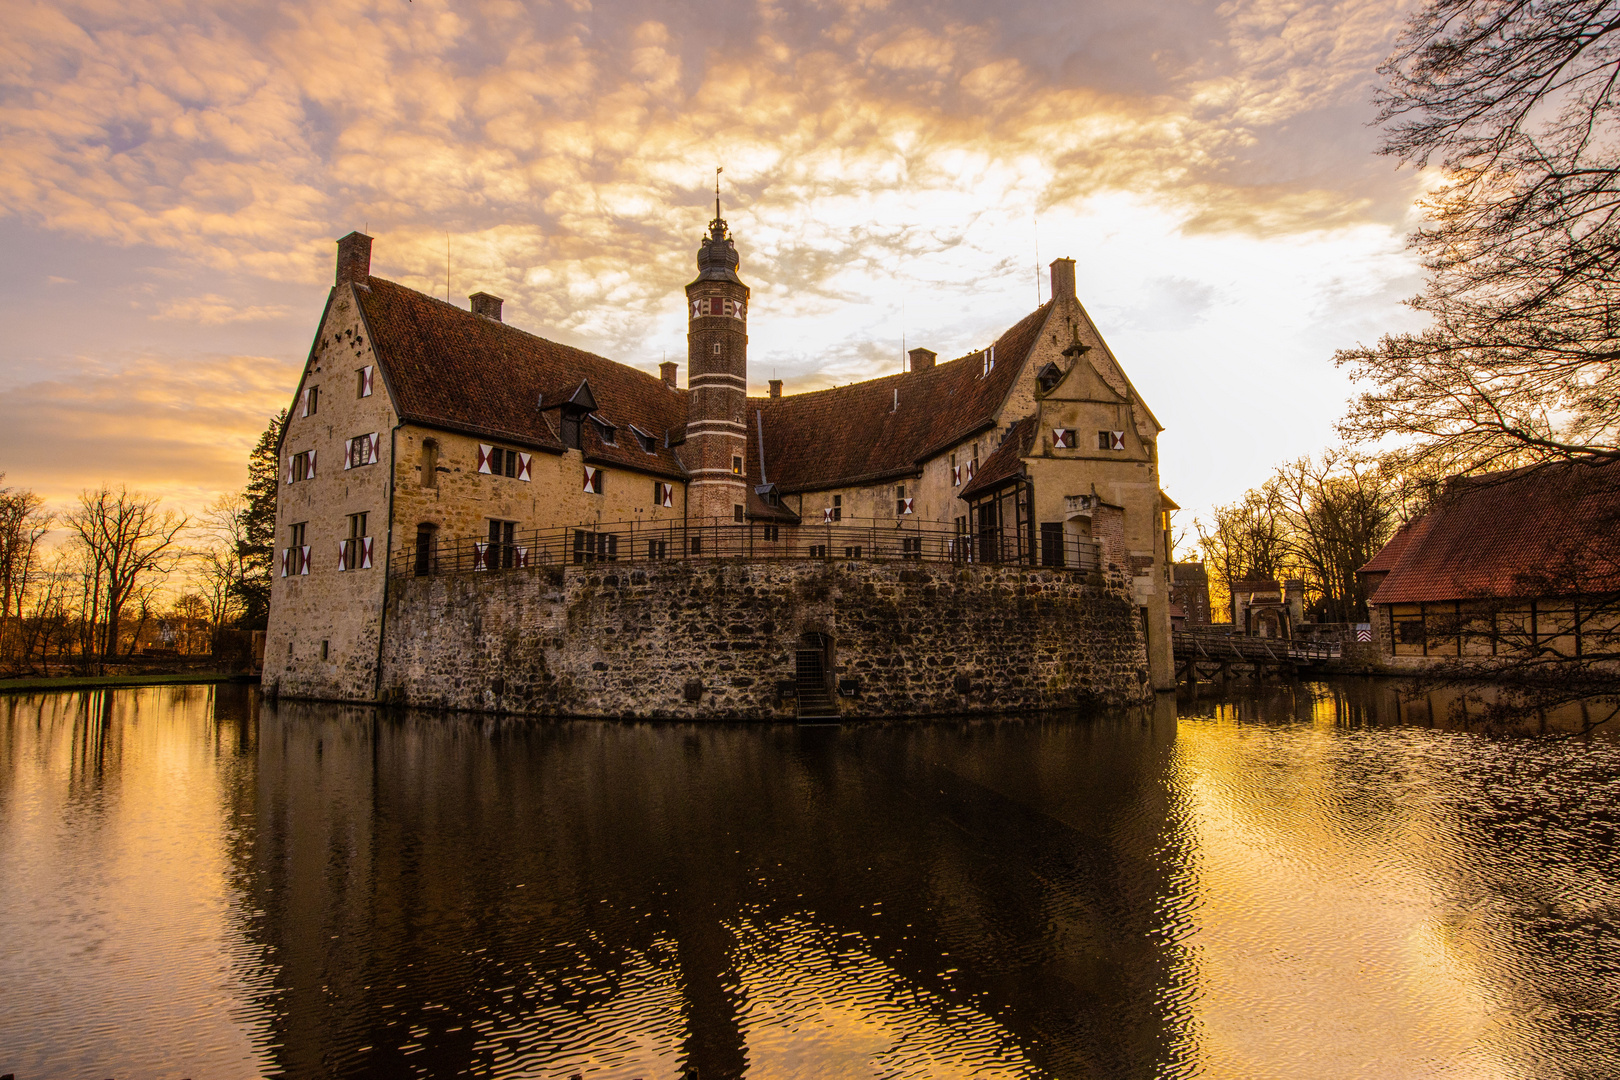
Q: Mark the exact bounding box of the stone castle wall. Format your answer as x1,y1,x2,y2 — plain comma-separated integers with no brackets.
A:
376,560,1152,718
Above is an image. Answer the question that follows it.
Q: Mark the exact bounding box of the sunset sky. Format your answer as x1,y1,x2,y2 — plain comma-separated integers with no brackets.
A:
0,0,1431,531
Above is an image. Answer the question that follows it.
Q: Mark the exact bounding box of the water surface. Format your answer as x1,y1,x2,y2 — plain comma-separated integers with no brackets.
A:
2,683,1618,1078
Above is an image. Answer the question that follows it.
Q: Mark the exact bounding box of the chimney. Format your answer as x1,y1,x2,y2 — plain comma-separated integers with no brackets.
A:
907,348,936,372
335,231,373,287
469,292,503,321
660,361,678,388
1049,257,1076,301
768,379,782,398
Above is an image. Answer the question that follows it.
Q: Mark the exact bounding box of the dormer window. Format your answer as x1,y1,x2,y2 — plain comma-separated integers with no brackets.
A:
1036,362,1062,394
590,415,617,446
630,425,656,454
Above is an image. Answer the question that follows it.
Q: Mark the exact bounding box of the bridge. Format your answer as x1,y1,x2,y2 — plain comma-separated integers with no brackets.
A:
1172,630,1341,693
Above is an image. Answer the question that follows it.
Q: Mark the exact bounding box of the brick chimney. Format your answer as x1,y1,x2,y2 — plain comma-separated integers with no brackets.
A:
469,292,503,321
1049,257,1076,301
907,347,936,372
660,361,678,388
768,379,782,398
335,231,372,287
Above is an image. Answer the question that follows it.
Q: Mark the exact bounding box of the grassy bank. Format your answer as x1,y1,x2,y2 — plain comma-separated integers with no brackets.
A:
0,672,259,694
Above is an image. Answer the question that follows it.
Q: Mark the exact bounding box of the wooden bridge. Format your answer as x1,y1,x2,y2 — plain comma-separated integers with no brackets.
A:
1172,630,1341,693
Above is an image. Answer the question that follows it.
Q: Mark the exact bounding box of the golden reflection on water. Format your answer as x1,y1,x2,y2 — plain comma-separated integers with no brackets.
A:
2,682,1618,1078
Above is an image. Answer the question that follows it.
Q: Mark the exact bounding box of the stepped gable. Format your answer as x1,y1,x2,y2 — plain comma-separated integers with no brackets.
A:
746,302,1052,494
354,276,690,480
958,417,1037,500
1365,458,1620,604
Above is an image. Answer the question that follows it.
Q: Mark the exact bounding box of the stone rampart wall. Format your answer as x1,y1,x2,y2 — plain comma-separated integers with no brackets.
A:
377,560,1151,718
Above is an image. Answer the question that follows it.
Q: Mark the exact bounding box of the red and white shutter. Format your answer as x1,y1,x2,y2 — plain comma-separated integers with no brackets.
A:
360,537,373,570
515,545,528,568
477,444,493,474
823,507,835,524
901,498,914,515
343,438,354,470
300,388,310,418
583,466,601,493
307,449,316,477
367,432,380,464
1053,428,1075,449
517,452,532,482
952,465,961,486
300,545,311,574
338,539,349,570
966,460,976,479
660,482,673,508
280,549,289,577
1110,430,1125,451
285,456,294,484
359,365,374,397
472,541,487,571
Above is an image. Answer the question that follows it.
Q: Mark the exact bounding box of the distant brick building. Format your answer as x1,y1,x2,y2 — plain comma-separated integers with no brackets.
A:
1169,561,1211,627
264,203,1181,712
1358,460,1620,665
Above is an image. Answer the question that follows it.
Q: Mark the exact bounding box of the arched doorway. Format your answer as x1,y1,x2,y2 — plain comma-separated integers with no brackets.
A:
795,632,836,718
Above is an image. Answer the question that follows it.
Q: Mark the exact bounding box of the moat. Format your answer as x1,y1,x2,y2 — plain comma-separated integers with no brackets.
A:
3,683,1618,1078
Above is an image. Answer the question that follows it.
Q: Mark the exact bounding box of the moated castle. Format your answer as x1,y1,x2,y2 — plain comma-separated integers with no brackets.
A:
264,203,1177,717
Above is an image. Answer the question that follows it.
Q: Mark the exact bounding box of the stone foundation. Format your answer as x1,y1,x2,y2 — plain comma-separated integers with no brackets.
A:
360,560,1151,718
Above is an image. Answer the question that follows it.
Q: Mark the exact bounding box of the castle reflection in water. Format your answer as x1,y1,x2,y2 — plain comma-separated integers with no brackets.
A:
3,681,1618,1078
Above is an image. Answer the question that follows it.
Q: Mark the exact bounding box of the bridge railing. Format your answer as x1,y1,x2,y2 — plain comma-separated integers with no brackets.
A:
393,517,1103,579
1174,629,1341,662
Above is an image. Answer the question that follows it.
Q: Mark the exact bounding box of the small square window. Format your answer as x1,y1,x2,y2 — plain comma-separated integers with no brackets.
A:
713,343,722,355
732,456,743,475
733,504,744,523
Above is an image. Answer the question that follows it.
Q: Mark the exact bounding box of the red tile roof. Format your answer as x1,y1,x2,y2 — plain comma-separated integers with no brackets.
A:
355,274,1055,496
746,303,1053,494
1364,459,1620,603
958,417,1037,500
355,277,691,481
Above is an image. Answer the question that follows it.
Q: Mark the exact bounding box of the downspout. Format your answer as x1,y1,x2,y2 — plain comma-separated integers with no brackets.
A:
756,410,768,486
373,418,405,701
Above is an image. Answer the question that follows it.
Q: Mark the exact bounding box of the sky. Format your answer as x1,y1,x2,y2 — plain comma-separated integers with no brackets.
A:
0,0,1433,531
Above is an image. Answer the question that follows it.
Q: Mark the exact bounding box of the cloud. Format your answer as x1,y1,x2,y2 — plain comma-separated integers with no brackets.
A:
154,294,294,324
0,350,297,511
0,0,1434,521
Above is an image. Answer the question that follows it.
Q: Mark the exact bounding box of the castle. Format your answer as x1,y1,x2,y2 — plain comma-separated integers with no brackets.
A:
263,202,1177,717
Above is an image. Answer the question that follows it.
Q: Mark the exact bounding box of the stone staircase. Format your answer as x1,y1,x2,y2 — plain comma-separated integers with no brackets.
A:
795,649,838,720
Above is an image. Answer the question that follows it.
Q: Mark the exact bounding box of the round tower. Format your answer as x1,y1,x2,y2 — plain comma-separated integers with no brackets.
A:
684,188,751,524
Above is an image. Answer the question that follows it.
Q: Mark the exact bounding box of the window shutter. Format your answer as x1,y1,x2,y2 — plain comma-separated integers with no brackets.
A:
368,432,380,464
901,498,914,515
280,549,288,578
343,439,354,470
1053,428,1076,449
1111,430,1125,451
478,444,493,474
307,449,316,477
285,456,293,485
361,537,373,570
966,460,975,479
583,466,601,493
473,541,487,571
823,507,834,524
661,482,673,508
515,545,527,568
300,545,311,574
517,452,531,482
300,388,309,418
360,365,374,397
952,465,961,486
338,539,349,570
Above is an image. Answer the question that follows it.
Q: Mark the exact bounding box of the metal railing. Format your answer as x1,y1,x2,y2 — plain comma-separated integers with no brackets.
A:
393,517,1103,578
1173,629,1342,662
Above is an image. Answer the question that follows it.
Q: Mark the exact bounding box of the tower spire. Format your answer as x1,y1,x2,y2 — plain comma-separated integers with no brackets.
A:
711,166,726,240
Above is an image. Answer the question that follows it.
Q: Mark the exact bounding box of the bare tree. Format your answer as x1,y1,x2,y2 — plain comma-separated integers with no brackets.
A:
1194,486,1291,623
1270,451,1403,623
195,493,248,644
64,486,188,664
0,475,54,669
1337,0,1620,472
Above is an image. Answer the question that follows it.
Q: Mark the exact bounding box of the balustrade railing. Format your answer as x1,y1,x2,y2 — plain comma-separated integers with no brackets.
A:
393,518,1102,578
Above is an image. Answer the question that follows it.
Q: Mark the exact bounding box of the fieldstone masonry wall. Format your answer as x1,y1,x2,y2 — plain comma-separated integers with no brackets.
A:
378,560,1152,718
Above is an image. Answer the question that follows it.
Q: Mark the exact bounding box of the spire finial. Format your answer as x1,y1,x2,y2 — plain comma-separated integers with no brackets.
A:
715,166,722,219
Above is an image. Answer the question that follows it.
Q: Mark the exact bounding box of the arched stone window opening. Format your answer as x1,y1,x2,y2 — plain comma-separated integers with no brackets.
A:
420,438,439,489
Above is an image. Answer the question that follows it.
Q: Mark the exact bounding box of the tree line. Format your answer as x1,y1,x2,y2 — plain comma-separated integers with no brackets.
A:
0,411,282,675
